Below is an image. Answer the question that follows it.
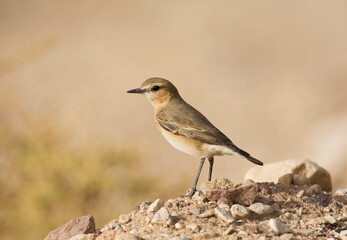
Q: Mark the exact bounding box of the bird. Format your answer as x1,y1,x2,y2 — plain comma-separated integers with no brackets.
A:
127,77,263,197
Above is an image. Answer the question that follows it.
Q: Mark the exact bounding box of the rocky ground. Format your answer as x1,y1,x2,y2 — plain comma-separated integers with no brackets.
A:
45,174,347,240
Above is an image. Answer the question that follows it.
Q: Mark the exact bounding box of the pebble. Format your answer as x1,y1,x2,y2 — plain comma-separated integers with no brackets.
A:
69,234,94,240
272,203,280,211
170,237,192,240
284,212,300,220
306,184,322,196
269,218,293,234
175,222,184,230
296,190,305,198
338,212,347,221
279,233,294,240
230,204,250,218
237,230,248,237
218,203,230,211
198,211,214,218
151,207,172,224
208,201,217,208
186,223,201,232
248,203,274,216
147,199,164,213
292,174,310,186
192,191,206,202
114,233,141,240
335,188,347,195
222,225,235,236
196,231,219,239
307,217,327,226
119,214,131,224
324,215,337,224
340,230,347,240
278,173,293,185
214,207,236,223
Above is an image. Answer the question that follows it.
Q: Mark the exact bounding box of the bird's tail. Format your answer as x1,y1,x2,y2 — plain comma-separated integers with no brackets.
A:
228,143,263,166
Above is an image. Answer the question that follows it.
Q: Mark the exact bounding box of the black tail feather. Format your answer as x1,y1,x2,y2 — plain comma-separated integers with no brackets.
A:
228,143,263,166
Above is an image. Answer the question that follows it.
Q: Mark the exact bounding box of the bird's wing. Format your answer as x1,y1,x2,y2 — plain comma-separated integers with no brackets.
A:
156,108,232,146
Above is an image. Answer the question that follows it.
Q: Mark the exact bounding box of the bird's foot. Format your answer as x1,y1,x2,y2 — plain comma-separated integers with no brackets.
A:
180,187,197,198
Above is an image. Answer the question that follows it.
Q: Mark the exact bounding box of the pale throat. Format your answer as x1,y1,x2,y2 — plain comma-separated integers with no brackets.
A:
146,92,172,108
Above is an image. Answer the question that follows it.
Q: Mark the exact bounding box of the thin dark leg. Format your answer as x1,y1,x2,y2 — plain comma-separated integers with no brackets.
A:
181,158,205,198
208,157,214,181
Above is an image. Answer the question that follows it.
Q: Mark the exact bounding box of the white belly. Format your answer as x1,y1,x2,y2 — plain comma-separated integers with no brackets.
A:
159,126,238,158
159,127,203,157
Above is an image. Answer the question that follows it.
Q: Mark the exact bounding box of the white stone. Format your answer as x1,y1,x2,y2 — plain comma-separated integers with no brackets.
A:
119,214,131,224
147,199,164,213
230,204,250,218
170,237,191,240
174,222,184,229
244,159,332,191
279,233,294,240
335,188,347,195
325,215,337,224
269,219,293,234
214,207,236,223
340,230,347,240
69,234,93,240
151,207,172,224
248,203,274,216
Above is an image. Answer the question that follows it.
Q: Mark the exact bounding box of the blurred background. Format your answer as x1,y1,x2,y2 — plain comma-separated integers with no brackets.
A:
1,1,346,239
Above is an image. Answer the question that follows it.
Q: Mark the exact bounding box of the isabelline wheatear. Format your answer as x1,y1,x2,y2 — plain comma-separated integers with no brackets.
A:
127,77,263,197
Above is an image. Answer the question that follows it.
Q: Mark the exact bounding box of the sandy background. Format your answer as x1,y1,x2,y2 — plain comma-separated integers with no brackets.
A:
1,1,346,239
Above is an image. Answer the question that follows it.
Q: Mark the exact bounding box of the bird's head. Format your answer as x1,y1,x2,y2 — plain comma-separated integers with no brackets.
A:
127,77,179,107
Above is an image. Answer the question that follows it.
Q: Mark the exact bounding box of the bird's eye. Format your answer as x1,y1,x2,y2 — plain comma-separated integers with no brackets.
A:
152,86,160,91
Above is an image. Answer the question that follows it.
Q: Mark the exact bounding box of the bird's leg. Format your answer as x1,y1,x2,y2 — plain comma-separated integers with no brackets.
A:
181,157,205,198
208,157,214,181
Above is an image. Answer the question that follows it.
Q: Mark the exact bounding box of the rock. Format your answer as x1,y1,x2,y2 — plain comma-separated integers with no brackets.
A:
340,230,347,240
222,225,235,236
230,204,250,218
338,212,347,221
269,219,293,234
200,178,258,205
214,207,236,223
324,215,337,224
292,174,310,186
170,237,191,240
306,184,322,196
115,233,141,240
244,159,332,191
147,199,164,213
278,173,293,185
196,231,219,239
296,190,305,198
192,191,206,202
174,222,184,229
198,211,214,218
335,188,347,195
217,203,230,211
45,215,95,240
279,233,294,240
151,207,172,224
284,213,300,220
69,234,94,240
248,203,274,216
119,214,131,224
307,217,327,226
186,223,201,232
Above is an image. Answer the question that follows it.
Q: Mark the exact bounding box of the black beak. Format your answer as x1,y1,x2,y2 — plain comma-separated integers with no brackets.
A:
127,88,145,94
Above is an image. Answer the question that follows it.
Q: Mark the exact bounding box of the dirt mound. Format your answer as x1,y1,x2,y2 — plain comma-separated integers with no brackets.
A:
46,178,347,240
